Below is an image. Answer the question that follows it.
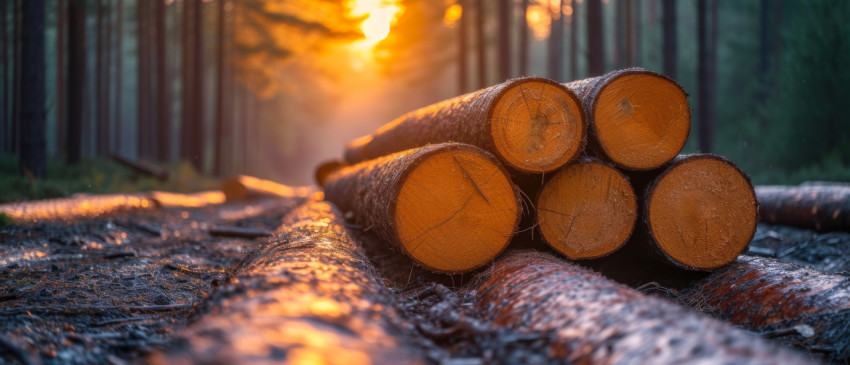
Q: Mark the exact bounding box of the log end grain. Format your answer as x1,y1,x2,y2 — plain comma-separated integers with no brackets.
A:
647,155,757,270
536,161,637,259
489,79,585,173
394,147,520,273
593,71,690,170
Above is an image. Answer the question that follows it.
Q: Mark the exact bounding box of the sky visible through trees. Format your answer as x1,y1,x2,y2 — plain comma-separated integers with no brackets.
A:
1,0,848,188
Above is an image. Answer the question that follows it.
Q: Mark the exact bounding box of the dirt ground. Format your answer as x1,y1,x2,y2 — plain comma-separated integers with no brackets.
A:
1,196,848,364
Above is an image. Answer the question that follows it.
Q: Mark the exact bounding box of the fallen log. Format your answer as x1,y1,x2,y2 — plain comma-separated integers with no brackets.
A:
111,154,169,180
471,251,812,364
150,200,423,364
345,77,586,173
314,159,345,187
536,159,637,259
564,68,690,170
755,184,850,231
221,175,314,202
149,190,226,208
680,255,850,362
0,193,154,224
324,143,521,273
642,154,758,270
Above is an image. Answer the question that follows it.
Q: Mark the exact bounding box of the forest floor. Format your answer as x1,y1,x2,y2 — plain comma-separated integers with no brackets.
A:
0,194,848,364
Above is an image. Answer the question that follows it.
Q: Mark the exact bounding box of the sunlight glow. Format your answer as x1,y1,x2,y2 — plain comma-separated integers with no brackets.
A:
527,4,551,40
350,0,404,46
444,4,463,27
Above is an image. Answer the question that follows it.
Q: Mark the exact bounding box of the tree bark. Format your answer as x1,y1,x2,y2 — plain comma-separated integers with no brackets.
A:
457,0,468,95
547,0,564,81
519,0,528,76
680,256,850,362
344,77,585,174
497,0,510,81
56,0,65,156
96,0,109,156
471,251,811,364
181,0,204,171
661,0,677,79
755,184,850,231
18,0,46,178
137,0,151,159
325,143,520,273
474,0,486,88
213,0,227,176
114,0,123,155
536,159,637,260
563,68,689,170
148,200,423,364
155,0,170,162
586,0,603,76
66,0,85,165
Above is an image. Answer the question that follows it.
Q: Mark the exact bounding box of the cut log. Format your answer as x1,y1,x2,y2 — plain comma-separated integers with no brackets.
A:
149,190,226,208
643,154,757,270
314,159,345,187
564,67,690,170
325,143,520,273
755,184,850,231
345,78,586,173
111,154,169,180
0,194,154,224
221,175,314,202
471,251,811,364
536,159,637,259
680,256,850,362
149,200,423,364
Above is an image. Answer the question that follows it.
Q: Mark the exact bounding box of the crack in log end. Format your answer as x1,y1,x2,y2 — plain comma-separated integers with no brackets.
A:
490,80,584,173
592,72,690,170
647,156,757,270
537,161,637,260
396,150,519,273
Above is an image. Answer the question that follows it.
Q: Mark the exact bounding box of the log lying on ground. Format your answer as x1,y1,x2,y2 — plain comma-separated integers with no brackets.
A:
314,160,345,187
345,77,586,173
149,190,226,208
150,200,423,364
755,184,850,231
565,68,690,170
642,154,758,270
680,255,850,361
325,143,520,273
111,154,169,180
0,194,154,224
471,251,811,364
536,159,637,259
221,175,314,202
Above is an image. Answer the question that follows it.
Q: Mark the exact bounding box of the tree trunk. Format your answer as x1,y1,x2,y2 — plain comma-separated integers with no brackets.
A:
0,1,8,153
96,0,109,156
181,0,203,171
497,0,510,81
536,159,637,260
640,154,757,270
471,251,812,364
114,0,123,155
547,0,564,81
66,0,85,165
474,0,485,88
681,256,850,362
155,0,170,162
755,184,850,231
586,0,603,76
18,0,46,178
626,0,635,66
563,68,689,170
614,0,625,68
568,0,578,80
344,77,585,174
137,0,151,159
148,200,423,364
457,0,468,95
11,0,20,155
661,0,676,79
519,0,528,76
325,143,520,273
697,0,714,153
212,0,227,176
56,0,65,156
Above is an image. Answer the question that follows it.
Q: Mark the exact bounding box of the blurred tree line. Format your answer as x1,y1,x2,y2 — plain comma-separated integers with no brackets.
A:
0,0,848,190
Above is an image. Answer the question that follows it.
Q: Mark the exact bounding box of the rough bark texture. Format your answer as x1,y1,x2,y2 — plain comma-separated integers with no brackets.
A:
326,143,521,273
755,185,850,231
681,255,850,362
344,77,585,174
564,67,690,170
471,251,812,364
150,200,423,364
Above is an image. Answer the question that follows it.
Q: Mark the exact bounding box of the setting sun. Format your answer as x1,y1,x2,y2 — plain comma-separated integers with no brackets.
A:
350,0,404,46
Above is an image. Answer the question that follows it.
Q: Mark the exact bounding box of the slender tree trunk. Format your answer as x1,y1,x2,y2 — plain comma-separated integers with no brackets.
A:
519,0,528,76
66,0,85,164
548,0,564,81
757,0,770,128
614,0,624,68
114,0,123,155
155,0,170,162
569,0,578,80
103,0,112,155
697,0,713,153
587,0,604,76
137,0,150,159
634,0,641,66
213,0,227,176
458,0,468,94
475,0,485,89
12,0,20,155
191,0,203,170
661,0,676,79
626,0,635,66
56,0,65,156
497,0,510,81
19,0,46,178
95,0,108,156
0,1,7,153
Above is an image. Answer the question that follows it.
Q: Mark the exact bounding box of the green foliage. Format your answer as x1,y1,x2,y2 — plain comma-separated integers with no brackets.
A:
0,155,220,204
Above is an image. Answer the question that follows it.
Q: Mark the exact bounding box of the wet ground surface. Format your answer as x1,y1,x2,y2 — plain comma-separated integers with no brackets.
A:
0,195,848,364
